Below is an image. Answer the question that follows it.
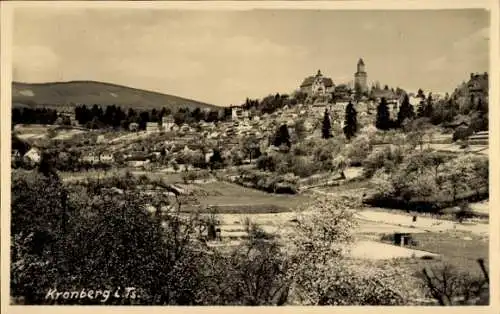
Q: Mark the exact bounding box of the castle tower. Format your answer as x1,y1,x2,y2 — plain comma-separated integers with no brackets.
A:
354,58,368,93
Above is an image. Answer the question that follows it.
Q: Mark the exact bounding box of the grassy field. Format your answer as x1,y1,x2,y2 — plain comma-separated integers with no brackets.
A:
411,232,489,273
314,178,375,194
193,181,311,212
60,169,129,182
374,231,489,280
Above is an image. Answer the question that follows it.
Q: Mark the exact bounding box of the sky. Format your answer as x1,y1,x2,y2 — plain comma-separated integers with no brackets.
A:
13,8,489,106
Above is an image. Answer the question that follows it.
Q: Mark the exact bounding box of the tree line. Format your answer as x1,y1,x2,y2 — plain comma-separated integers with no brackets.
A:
12,104,233,130
12,108,59,126
375,91,488,132
75,104,232,130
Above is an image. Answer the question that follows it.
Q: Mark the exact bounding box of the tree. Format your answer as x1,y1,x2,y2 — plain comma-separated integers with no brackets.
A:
404,117,432,150
421,261,489,305
209,148,224,170
241,136,261,162
38,151,59,179
417,100,425,118
273,124,291,148
345,134,372,166
425,93,434,117
397,94,415,127
202,219,291,305
321,109,332,139
11,172,212,305
470,98,488,132
343,101,357,140
375,97,391,130
417,89,425,99
293,119,307,141
286,195,408,305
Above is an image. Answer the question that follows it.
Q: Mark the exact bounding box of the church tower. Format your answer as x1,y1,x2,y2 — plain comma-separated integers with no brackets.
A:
354,58,368,93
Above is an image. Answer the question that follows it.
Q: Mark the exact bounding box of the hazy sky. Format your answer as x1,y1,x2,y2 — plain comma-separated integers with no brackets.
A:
13,8,489,106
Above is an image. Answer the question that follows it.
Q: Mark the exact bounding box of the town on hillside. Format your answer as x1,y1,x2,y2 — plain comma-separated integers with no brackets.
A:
9,6,490,308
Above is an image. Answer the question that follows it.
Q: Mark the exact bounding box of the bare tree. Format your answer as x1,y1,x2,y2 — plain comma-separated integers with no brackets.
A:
422,259,489,305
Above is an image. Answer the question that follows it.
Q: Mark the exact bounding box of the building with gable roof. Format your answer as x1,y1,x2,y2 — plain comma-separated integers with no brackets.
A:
300,70,335,97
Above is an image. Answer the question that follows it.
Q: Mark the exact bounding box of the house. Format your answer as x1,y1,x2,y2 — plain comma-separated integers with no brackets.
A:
124,151,151,162
300,70,335,97
129,122,139,132
146,122,160,133
204,149,215,163
231,107,248,121
333,84,352,101
96,135,106,144
127,160,150,167
180,124,191,132
99,152,114,164
81,153,100,164
23,147,42,165
161,116,175,132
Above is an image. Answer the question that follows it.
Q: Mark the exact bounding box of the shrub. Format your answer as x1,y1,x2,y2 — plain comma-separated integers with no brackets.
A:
345,134,372,165
199,221,290,305
256,153,277,172
11,172,212,305
362,145,404,178
452,127,473,142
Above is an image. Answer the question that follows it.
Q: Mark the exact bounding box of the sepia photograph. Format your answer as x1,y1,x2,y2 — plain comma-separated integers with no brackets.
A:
1,0,497,310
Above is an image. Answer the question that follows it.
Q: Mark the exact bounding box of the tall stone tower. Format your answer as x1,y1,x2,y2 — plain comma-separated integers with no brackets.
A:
354,58,368,93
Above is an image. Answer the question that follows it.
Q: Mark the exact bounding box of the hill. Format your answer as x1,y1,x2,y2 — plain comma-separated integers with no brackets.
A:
12,81,219,112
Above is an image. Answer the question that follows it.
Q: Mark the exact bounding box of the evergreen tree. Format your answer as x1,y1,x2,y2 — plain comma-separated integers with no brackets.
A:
417,89,425,99
397,94,415,127
474,98,488,131
417,100,426,118
375,97,391,130
321,109,332,139
138,111,150,130
273,124,291,148
38,151,59,179
209,148,224,170
424,93,433,117
343,101,357,140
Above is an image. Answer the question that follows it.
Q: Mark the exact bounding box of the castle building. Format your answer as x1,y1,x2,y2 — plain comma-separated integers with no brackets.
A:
300,70,335,97
354,58,368,93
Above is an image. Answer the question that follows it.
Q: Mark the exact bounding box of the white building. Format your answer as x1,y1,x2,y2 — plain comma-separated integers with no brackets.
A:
23,147,41,165
99,153,114,164
232,108,249,120
161,116,175,132
146,122,160,134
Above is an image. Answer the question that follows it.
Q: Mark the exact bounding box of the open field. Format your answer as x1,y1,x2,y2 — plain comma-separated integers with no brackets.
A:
193,181,311,212
350,240,439,260
355,209,488,236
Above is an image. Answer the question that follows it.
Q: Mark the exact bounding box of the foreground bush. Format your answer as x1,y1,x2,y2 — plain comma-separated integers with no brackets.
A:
11,171,209,304
285,195,411,305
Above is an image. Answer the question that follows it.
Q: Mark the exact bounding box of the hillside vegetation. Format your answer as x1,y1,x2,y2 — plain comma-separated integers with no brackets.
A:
12,81,218,112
